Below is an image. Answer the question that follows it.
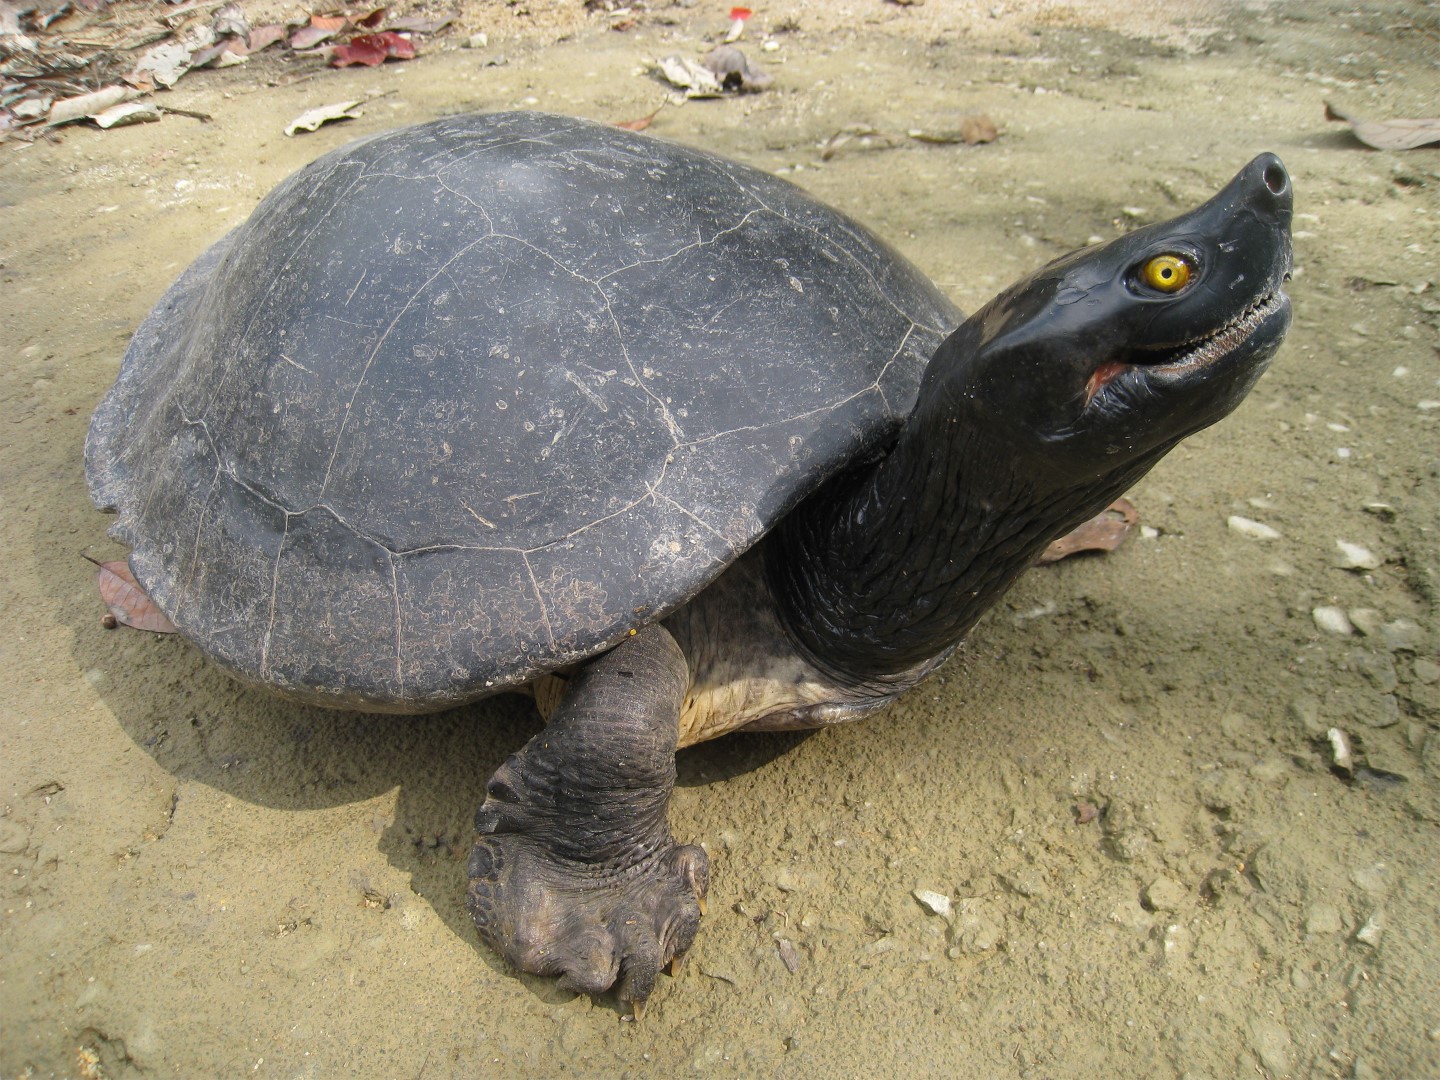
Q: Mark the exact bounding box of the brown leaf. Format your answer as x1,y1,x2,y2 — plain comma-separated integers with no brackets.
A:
289,24,338,49
331,30,415,67
1326,102,1440,151
94,560,177,633
1037,497,1138,564
614,107,661,131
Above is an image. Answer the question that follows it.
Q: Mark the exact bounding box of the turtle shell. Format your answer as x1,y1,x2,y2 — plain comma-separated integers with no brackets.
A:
86,112,959,710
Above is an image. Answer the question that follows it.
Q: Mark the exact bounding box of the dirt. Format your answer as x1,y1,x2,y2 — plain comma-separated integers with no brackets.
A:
3,1,1439,1077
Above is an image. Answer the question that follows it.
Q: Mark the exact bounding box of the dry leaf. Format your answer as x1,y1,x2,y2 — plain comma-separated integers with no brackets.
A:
92,101,160,128
1037,498,1139,563
94,560,177,633
656,54,723,96
46,85,134,125
1325,102,1440,151
331,31,415,68
614,106,662,131
284,100,364,136
701,45,772,92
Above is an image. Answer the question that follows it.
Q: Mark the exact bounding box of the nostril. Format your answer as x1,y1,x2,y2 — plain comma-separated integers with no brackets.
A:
1262,160,1288,196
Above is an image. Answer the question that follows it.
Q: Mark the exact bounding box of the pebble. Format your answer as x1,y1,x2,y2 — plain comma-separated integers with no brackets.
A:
1227,515,1281,540
1313,606,1353,635
1304,902,1343,935
1413,658,1440,684
1355,910,1385,947
1348,608,1385,637
1380,619,1423,651
1248,1017,1293,1078
1335,540,1381,570
912,889,952,919
1141,875,1187,913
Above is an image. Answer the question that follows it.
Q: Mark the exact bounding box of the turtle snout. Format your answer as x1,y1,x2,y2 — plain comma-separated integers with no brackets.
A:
1242,153,1292,223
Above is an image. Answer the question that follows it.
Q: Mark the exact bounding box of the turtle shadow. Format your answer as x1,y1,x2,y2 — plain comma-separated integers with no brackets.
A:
69,583,811,1000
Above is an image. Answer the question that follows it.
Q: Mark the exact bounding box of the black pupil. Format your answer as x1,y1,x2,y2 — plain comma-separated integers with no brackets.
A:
1159,266,1173,279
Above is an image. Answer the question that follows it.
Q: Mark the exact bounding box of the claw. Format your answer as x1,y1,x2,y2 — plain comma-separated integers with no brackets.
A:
629,998,647,1022
696,893,708,917
668,952,687,978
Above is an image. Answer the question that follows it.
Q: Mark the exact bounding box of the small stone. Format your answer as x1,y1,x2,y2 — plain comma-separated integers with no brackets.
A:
1355,910,1385,946
1336,540,1381,570
1248,1017,1293,1077
1349,863,1392,897
1141,875,1187,913
1313,606,1353,635
1412,658,1440,684
1304,902,1343,935
463,32,489,47
912,888,952,919
1380,619,1423,651
1228,515,1281,540
1348,608,1385,637
1109,898,1155,930
1329,728,1355,775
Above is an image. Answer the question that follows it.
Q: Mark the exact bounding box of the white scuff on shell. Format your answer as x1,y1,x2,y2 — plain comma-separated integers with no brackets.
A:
1227,515,1281,540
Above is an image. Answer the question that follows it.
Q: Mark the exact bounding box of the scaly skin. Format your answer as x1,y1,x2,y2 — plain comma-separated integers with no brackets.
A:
467,625,708,1008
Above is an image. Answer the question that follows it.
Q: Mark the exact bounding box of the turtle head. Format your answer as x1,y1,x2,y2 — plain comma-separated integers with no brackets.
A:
927,153,1292,487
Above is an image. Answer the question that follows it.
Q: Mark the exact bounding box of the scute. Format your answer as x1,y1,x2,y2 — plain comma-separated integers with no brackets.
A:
86,112,960,710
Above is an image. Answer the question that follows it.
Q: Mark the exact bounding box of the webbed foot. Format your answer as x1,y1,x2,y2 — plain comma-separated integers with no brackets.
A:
467,833,708,1005
464,625,707,1008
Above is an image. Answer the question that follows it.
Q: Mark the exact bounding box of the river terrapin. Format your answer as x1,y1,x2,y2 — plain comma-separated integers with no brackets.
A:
86,111,1292,1010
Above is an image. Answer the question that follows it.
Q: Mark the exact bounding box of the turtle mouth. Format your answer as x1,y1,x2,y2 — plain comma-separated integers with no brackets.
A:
1084,287,1289,407
1143,289,1289,376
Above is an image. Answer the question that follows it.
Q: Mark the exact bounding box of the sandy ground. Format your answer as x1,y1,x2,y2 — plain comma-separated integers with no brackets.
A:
3,0,1439,1076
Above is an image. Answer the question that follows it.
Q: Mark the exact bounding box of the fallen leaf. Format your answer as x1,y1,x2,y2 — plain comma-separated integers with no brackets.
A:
289,24,338,49
46,85,135,126
331,31,415,68
356,7,387,29
92,101,161,128
907,115,1001,146
211,1,248,40
309,14,349,31
1325,101,1440,151
284,99,364,136
656,54,723,96
1037,497,1138,563
93,560,177,633
614,106,662,131
130,39,197,88
702,45,772,91
820,126,901,161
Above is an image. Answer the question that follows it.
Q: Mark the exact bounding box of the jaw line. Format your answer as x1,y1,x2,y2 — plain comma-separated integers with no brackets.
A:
1083,288,1289,409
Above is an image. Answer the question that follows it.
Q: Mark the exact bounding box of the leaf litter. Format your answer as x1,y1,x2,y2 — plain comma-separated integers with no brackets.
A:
1325,102,1440,151
1,1,452,141
84,555,177,634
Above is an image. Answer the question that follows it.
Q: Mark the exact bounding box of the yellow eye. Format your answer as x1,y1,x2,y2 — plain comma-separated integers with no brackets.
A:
1140,254,1192,293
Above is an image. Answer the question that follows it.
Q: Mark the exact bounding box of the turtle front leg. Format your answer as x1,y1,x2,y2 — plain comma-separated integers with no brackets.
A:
466,625,709,1009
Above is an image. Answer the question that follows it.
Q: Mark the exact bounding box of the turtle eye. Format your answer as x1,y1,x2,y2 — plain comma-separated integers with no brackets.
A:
1139,254,1193,293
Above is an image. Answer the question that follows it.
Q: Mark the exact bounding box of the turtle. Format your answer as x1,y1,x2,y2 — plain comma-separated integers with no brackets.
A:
86,111,1292,1010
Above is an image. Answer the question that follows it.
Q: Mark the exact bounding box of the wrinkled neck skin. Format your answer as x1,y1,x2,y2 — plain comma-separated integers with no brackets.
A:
767,347,1163,685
